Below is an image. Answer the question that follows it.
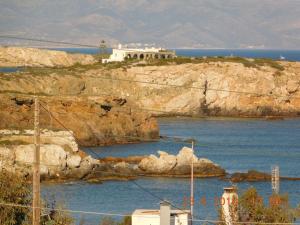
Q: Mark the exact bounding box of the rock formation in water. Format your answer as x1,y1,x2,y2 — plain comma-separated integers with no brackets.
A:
86,147,225,182
0,46,96,67
138,147,225,176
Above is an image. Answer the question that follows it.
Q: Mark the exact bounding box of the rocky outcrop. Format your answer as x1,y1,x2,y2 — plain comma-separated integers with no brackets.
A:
138,147,225,177
0,47,96,67
229,170,271,182
228,170,300,182
0,129,99,181
0,95,159,146
85,147,225,182
1,56,299,117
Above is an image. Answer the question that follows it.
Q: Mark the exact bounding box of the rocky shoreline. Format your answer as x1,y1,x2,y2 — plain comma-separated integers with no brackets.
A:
0,95,159,146
1,47,300,184
0,130,226,183
85,147,226,183
1,129,299,184
0,47,300,147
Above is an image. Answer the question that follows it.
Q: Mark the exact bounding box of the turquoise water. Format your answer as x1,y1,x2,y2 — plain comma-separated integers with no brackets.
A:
43,118,300,224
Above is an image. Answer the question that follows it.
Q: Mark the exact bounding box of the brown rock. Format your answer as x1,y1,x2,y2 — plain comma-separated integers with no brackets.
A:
0,95,159,146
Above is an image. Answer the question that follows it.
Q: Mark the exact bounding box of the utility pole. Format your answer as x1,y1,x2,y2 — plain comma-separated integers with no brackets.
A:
33,96,41,225
271,165,280,194
190,141,194,224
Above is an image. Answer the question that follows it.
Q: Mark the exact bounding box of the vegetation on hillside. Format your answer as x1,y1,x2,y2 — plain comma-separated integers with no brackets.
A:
0,54,285,81
137,56,285,71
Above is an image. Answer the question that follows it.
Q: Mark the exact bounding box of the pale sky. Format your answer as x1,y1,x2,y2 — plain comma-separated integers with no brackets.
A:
0,0,299,48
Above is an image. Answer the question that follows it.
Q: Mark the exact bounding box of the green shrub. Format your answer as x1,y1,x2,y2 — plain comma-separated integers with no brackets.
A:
99,216,131,225
0,169,31,225
219,187,297,224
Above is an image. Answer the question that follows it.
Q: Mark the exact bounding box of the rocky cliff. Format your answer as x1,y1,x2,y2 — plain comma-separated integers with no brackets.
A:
0,129,98,181
1,57,299,117
1,51,300,146
0,95,158,146
0,46,96,67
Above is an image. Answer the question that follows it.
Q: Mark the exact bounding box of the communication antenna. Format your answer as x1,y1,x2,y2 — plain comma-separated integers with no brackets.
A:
271,165,280,194
99,40,107,54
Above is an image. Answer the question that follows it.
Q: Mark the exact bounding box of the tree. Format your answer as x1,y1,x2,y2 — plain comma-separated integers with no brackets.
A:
236,187,296,223
99,216,131,225
0,169,74,225
0,169,31,225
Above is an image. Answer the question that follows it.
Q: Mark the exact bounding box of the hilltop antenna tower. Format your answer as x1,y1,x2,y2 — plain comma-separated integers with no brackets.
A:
271,165,280,194
99,40,107,55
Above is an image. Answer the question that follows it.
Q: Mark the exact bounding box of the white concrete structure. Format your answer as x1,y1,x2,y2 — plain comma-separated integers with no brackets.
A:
221,187,239,225
132,202,190,225
102,44,176,63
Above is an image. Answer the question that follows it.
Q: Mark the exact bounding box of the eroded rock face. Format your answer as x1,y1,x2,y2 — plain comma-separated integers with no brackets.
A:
0,47,96,67
138,147,225,176
15,144,67,169
0,129,99,180
139,151,177,173
0,96,159,146
67,154,82,168
1,59,299,117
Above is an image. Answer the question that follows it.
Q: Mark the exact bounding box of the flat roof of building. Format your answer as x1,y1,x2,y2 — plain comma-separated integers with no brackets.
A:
132,209,190,216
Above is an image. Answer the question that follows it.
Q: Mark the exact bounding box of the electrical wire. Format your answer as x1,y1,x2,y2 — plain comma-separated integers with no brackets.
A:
0,35,99,48
1,202,300,225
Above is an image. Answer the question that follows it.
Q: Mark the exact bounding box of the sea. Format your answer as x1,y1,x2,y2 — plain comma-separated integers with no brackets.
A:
42,117,300,224
53,48,300,61
1,48,300,224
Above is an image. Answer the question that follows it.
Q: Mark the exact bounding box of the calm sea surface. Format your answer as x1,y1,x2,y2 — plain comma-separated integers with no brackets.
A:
43,118,300,224
52,48,300,61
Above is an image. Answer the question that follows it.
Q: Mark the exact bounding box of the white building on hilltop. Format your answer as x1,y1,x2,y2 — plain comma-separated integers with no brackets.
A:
132,201,191,225
102,44,176,63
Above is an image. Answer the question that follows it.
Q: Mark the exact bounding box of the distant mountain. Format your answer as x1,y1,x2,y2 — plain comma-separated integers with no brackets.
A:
0,0,299,48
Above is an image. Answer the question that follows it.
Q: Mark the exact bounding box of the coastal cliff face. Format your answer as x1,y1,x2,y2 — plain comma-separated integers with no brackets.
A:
1,59,299,117
115,61,300,117
0,95,158,146
0,47,96,67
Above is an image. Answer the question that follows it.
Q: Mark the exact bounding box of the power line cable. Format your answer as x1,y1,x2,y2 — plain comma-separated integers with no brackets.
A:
0,35,99,48
1,202,300,225
37,102,193,215
1,72,300,101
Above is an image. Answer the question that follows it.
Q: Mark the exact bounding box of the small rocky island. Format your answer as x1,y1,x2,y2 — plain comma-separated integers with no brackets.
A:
86,147,225,183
